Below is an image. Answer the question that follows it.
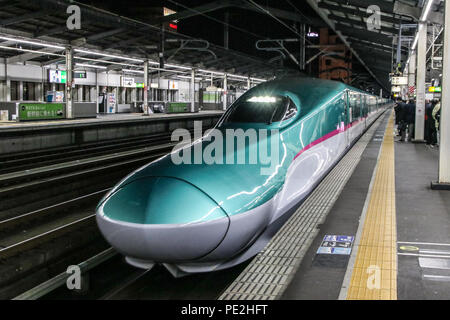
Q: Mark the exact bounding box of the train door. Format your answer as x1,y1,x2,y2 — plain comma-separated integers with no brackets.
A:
363,95,367,129
345,90,351,148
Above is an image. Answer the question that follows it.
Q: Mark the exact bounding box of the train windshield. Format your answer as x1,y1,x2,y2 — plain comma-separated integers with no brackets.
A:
222,95,296,124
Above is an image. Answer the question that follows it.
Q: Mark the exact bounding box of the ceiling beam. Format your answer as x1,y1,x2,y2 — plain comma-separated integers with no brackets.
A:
318,1,409,25
328,14,398,35
0,10,48,27
306,0,388,92
335,23,393,47
7,47,63,64
86,28,127,41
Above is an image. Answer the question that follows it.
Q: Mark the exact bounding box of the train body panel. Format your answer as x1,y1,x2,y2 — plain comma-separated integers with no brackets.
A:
96,77,391,275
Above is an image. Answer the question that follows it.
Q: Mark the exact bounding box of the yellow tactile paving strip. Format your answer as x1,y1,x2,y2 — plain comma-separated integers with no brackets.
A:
346,112,397,300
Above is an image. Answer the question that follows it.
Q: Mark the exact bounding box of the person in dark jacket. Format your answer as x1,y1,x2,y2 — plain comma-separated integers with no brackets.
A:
397,100,407,141
405,100,416,141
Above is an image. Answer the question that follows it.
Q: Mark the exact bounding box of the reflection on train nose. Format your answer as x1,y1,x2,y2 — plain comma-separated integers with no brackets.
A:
96,177,230,262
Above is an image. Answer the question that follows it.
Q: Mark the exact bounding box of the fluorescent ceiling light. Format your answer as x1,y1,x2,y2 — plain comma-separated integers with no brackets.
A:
0,36,65,50
0,45,65,57
76,63,107,69
165,63,192,70
122,69,144,74
74,49,144,63
421,0,434,21
198,69,225,75
176,75,203,80
228,73,248,79
76,56,139,67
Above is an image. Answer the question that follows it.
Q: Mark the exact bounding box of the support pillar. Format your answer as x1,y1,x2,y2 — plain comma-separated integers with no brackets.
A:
190,68,195,112
66,46,74,118
95,69,99,113
223,73,227,111
414,21,427,141
247,77,251,91
19,81,23,101
78,85,83,102
224,11,229,50
121,87,126,105
143,60,149,114
408,52,416,98
35,83,42,102
4,58,10,101
432,0,450,189
131,88,137,103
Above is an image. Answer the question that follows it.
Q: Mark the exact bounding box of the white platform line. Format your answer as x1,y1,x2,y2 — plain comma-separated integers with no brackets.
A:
398,253,450,259
397,241,450,247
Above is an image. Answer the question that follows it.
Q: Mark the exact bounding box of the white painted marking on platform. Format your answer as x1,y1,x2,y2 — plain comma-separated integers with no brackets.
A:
397,241,450,247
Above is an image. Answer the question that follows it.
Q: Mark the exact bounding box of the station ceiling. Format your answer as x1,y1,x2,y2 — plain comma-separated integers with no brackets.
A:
0,0,445,92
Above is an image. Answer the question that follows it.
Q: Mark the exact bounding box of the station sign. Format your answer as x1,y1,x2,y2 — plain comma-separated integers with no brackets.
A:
121,76,135,88
163,7,178,31
135,82,145,88
74,71,87,79
19,103,65,121
428,86,442,93
391,76,408,85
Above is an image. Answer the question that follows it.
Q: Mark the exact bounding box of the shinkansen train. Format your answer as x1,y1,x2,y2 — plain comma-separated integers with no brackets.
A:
96,77,391,276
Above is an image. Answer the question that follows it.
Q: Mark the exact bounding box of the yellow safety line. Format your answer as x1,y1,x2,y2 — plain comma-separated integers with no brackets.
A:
346,112,397,300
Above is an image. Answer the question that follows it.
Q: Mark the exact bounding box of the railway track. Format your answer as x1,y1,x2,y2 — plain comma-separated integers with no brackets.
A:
0,131,184,174
0,126,207,218
0,127,212,299
13,245,249,300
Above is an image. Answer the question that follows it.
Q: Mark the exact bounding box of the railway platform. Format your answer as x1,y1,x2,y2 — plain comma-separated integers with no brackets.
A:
220,109,450,300
0,111,223,154
4,107,450,301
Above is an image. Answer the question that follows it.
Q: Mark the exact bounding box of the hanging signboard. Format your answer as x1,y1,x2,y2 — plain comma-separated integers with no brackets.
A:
428,86,442,93
391,76,408,85
74,71,87,79
121,77,135,88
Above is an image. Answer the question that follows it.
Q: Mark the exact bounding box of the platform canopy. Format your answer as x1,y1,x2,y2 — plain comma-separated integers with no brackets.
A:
0,0,306,83
307,0,444,92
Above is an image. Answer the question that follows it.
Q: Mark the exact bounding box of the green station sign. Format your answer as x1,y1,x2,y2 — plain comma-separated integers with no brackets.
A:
19,103,65,121
167,102,189,113
428,86,442,93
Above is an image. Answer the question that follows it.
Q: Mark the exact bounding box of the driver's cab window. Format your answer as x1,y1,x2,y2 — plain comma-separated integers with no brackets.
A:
221,95,298,125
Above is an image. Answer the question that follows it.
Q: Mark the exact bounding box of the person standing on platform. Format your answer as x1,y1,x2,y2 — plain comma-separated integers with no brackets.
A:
425,100,433,144
406,99,416,142
397,100,407,142
433,100,441,146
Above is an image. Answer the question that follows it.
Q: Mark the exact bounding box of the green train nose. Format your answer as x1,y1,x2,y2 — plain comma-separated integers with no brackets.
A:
101,176,227,224
96,177,230,262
